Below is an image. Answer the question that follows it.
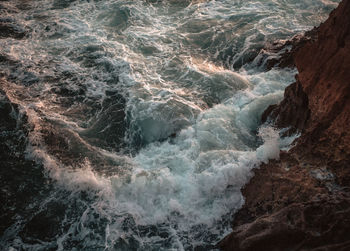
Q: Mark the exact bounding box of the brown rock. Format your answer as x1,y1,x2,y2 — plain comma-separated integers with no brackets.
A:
261,80,310,135
220,1,350,250
265,0,350,160
257,28,318,70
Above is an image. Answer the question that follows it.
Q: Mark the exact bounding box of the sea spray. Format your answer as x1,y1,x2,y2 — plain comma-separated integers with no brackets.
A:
0,0,340,249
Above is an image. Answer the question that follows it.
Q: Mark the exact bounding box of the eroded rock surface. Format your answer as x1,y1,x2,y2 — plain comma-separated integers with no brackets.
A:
219,1,350,250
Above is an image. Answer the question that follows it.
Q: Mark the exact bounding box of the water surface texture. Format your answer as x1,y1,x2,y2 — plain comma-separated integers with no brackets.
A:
0,0,339,250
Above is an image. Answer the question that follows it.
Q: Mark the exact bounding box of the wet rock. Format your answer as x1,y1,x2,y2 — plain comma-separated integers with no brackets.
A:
263,0,350,161
264,28,318,70
261,80,310,135
218,152,350,251
242,26,318,71
219,192,350,251
220,1,350,250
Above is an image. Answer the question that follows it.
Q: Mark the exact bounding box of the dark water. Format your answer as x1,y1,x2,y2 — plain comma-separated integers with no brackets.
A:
0,0,339,250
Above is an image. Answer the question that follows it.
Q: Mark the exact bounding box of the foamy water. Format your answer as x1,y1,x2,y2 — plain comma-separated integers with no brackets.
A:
0,0,339,250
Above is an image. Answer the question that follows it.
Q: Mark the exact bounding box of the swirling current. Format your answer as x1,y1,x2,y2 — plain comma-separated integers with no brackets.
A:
0,0,340,250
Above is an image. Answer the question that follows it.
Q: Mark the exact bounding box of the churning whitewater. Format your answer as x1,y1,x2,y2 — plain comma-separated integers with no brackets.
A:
0,0,340,250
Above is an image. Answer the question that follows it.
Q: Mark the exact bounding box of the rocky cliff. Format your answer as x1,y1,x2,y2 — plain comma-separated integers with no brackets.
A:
219,0,350,250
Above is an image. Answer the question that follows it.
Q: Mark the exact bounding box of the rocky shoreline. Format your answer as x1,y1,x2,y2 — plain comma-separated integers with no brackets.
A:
219,0,350,250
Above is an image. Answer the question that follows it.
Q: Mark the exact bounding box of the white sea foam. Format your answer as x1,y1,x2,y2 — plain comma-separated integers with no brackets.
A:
99,68,297,244
0,0,339,249
16,64,297,250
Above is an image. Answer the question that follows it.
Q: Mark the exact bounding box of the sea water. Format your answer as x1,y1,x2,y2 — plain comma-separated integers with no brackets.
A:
0,0,339,250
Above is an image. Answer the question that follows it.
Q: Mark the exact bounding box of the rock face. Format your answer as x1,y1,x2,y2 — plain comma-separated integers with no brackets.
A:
260,28,318,71
219,1,350,250
261,81,310,135
294,0,350,163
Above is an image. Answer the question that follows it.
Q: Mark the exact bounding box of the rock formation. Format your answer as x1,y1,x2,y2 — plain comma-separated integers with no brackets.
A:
219,0,350,250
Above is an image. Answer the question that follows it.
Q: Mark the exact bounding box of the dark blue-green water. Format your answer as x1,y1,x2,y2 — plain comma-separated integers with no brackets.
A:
0,0,339,250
